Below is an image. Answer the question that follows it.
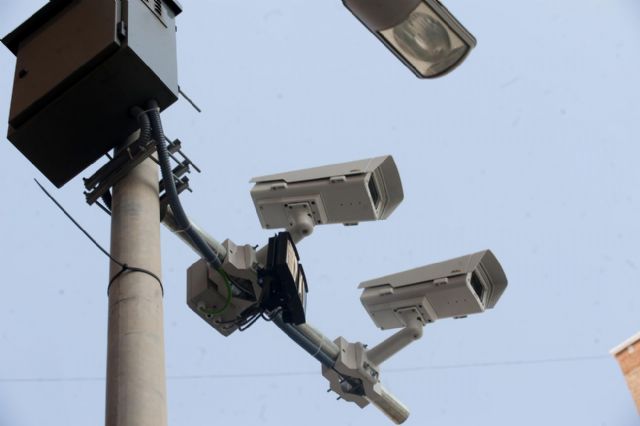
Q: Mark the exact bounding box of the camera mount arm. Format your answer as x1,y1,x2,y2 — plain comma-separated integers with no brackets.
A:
255,203,316,265
272,309,422,424
321,337,410,424
162,205,228,259
366,308,424,366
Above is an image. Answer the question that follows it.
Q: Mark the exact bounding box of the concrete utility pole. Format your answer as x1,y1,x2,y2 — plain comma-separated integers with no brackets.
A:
105,156,167,426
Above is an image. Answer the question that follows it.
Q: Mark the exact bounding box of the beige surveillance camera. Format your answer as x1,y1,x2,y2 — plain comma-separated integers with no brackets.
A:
250,155,403,241
360,250,508,330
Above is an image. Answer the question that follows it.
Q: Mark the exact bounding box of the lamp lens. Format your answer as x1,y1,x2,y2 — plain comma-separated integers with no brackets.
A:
393,12,451,63
379,2,471,78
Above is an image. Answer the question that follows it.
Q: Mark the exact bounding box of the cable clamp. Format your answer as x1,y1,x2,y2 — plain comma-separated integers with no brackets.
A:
108,263,165,297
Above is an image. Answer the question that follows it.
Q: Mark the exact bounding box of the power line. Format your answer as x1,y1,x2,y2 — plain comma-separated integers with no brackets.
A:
0,354,610,384
386,354,610,372
34,179,164,295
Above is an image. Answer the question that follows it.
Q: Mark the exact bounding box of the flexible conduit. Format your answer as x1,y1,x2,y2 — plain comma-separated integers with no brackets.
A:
136,101,224,270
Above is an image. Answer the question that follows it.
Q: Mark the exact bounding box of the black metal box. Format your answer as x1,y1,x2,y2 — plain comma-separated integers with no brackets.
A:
3,0,182,187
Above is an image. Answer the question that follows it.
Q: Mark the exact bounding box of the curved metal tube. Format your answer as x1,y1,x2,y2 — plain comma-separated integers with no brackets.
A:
272,313,339,368
144,101,224,270
161,206,227,260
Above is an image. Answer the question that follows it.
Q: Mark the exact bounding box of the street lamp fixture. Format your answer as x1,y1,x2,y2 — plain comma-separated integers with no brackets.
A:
343,0,476,78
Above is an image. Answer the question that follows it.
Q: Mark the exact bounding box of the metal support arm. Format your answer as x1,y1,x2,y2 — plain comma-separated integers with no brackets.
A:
255,216,314,265
161,205,227,260
162,206,413,423
272,312,339,368
366,309,424,366
272,311,412,424
321,336,411,424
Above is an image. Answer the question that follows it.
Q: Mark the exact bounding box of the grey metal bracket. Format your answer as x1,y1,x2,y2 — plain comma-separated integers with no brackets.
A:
83,136,200,213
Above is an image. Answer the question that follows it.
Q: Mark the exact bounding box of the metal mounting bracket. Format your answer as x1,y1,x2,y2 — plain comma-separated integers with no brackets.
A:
83,135,200,214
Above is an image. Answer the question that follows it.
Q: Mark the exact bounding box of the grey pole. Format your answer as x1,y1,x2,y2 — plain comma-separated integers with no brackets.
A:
105,156,167,426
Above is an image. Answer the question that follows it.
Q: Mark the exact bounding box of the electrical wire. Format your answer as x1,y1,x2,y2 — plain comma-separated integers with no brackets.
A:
238,311,263,331
388,354,611,372
143,102,230,308
34,179,164,295
0,354,611,384
178,86,202,113
209,307,265,331
262,308,282,322
35,179,115,263
198,269,233,316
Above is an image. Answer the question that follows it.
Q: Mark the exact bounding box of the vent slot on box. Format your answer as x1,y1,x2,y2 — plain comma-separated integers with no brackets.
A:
141,0,164,23
154,0,163,16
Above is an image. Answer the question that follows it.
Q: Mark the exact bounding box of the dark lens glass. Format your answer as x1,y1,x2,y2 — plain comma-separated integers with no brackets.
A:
470,272,484,303
368,177,381,209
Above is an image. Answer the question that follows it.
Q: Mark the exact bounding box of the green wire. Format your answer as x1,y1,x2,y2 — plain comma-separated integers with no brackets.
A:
198,268,233,316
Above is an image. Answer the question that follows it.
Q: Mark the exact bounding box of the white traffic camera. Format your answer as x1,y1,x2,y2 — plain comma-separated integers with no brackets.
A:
250,155,403,240
360,250,508,330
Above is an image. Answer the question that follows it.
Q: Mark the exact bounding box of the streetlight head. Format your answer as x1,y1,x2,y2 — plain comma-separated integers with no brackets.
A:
344,0,476,78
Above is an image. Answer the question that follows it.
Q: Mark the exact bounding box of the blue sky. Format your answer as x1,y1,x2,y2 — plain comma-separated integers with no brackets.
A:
0,1,639,425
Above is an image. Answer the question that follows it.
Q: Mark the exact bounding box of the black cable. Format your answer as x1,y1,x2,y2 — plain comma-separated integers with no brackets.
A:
133,107,153,144
214,317,245,325
142,101,233,302
35,179,119,265
95,200,112,216
100,190,112,211
261,308,282,322
107,264,164,296
238,311,263,331
178,86,202,113
213,307,265,330
142,101,223,271
34,179,164,296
